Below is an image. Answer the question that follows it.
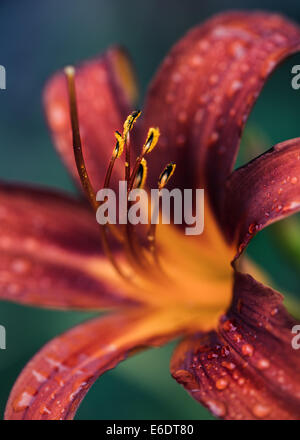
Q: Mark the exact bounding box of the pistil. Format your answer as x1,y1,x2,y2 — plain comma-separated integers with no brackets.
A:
64,66,130,280
65,66,176,284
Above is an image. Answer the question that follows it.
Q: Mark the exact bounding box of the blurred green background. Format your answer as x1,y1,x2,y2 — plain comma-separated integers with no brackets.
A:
0,0,299,420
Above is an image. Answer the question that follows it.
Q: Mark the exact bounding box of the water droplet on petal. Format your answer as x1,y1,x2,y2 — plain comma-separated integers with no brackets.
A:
13,390,35,412
252,403,271,418
221,361,236,370
206,399,227,417
11,258,31,274
215,378,229,390
40,405,51,416
291,177,298,184
257,359,270,370
222,320,236,332
248,223,256,234
191,55,203,66
242,344,254,357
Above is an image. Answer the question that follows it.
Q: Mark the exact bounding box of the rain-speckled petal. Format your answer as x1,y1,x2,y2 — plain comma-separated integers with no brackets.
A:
5,308,183,420
0,182,134,309
142,11,300,222
171,272,300,420
224,138,300,259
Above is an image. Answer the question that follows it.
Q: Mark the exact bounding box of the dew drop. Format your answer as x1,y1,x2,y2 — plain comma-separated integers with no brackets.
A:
242,344,254,357
206,399,227,417
233,333,242,343
221,346,230,357
49,102,68,130
221,361,236,371
39,404,51,416
291,177,298,185
13,391,35,412
208,131,219,145
222,320,236,332
257,359,270,370
11,258,31,274
215,378,229,390
32,370,47,383
248,223,256,234
252,403,271,418
191,55,203,66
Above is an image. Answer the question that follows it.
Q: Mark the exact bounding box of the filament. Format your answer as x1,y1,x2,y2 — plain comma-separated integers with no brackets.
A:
64,66,130,280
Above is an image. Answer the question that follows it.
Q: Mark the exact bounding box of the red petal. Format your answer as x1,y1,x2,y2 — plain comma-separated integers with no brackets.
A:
224,138,300,259
44,47,138,192
5,309,181,420
0,182,133,309
143,11,300,217
171,272,300,420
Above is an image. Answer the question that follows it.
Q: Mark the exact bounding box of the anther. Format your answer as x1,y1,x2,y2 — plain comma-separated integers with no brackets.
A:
123,110,141,182
158,162,176,190
147,162,176,266
133,158,147,189
128,127,160,194
123,110,141,140
143,127,160,154
113,131,124,159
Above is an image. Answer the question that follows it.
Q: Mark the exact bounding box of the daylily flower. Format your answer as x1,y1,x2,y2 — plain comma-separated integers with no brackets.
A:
2,10,300,420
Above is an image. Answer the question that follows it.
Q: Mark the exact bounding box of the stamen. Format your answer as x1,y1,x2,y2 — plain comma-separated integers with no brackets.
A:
64,66,130,280
64,66,97,211
103,131,126,243
104,131,124,189
113,131,124,159
128,127,160,194
133,158,147,189
143,127,160,154
147,162,177,259
158,162,176,190
123,110,141,140
123,110,141,182
64,72,173,284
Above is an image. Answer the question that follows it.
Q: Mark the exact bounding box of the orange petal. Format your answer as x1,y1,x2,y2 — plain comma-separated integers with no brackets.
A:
224,138,300,260
5,308,186,420
142,11,300,223
171,272,300,420
0,182,134,309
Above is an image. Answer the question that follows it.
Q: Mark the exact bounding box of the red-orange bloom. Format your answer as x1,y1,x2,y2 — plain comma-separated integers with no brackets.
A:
2,11,300,420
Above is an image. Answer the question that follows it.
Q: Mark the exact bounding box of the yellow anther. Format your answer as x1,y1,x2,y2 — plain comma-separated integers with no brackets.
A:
113,131,124,158
134,158,148,189
123,110,141,140
143,127,160,154
158,162,176,190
